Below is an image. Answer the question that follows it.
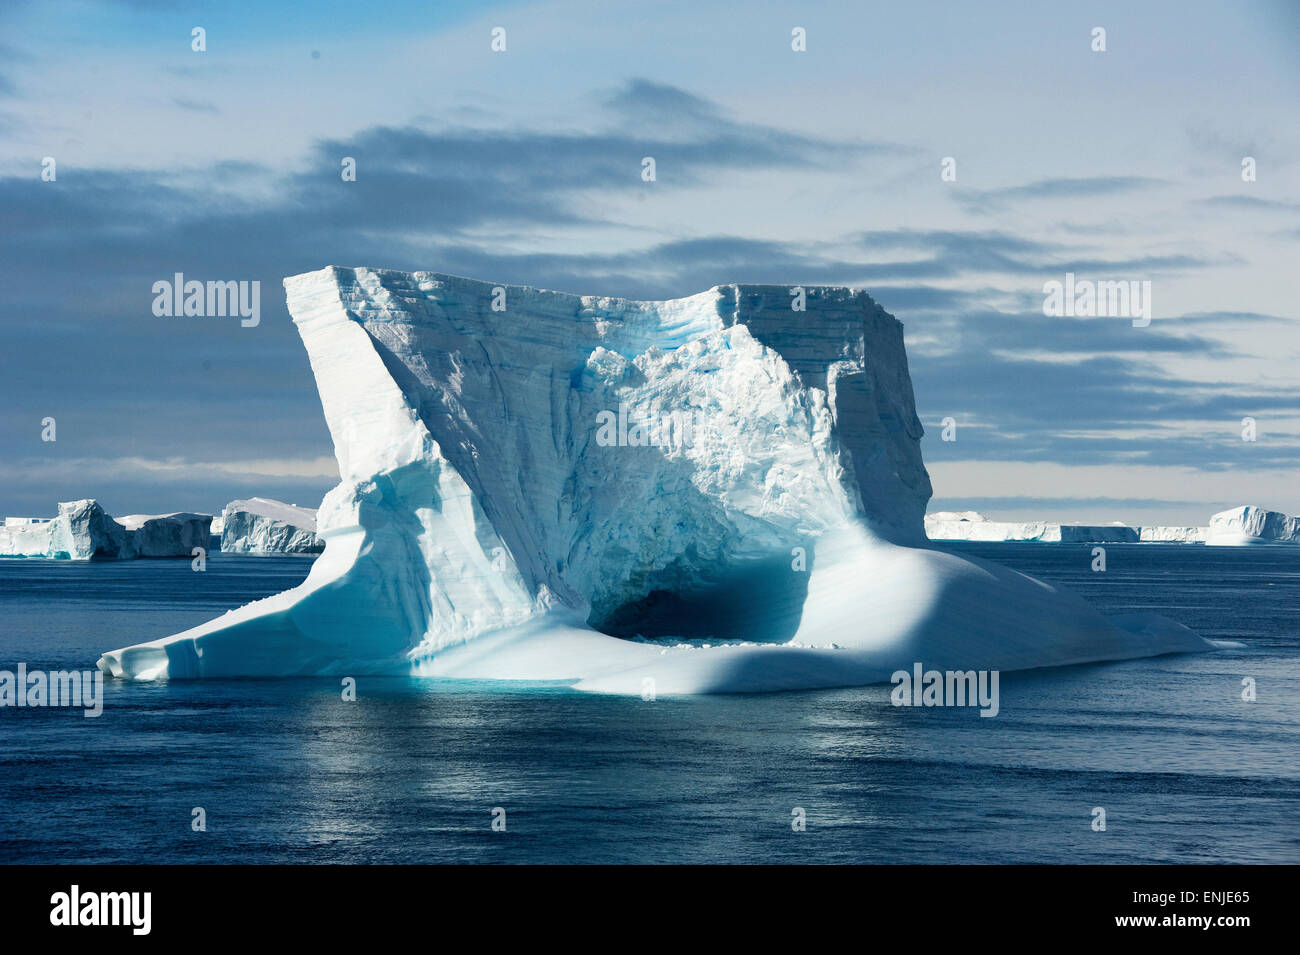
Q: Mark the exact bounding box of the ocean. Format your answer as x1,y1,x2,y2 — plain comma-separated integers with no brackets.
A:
1,543,1296,864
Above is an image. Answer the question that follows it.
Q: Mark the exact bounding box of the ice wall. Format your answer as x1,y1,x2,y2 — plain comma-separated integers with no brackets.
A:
925,512,1139,543
1,502,211,559
118,513,213,557
220,498,323,554
1208,505,1300,545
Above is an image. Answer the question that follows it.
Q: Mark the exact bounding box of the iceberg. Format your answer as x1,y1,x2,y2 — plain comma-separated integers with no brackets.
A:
220,498,323,555
925,512,1138,543
97,268,1209,691
1138,525,1209,543
1207,505,1300,546
118,513,213,557
1,501,130,559
0,501,209,559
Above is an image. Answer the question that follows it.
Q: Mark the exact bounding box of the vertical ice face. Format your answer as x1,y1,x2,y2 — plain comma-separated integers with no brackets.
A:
0,500,130,559
97,267,1207,689
297,269,932,638
1207,505,1300,545
219,498,322,554
0,501,207,559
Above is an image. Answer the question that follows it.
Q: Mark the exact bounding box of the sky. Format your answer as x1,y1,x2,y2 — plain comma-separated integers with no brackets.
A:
0,0,1297,525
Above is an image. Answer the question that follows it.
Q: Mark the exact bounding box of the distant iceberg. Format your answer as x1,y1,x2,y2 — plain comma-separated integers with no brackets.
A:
1,500,210,560
926,511,1211,544
1139,525,1209,543
1207,505,1300,546
97,268,1209,691
220,498,323,555
925,511,1138,543
117,512,213,557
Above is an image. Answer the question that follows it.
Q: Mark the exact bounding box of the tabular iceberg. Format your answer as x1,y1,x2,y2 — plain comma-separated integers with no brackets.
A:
925,512,1139,543
220,498,323,554
1139,526,1209,543
118,513,213,557
98,268,1208,692
1207,505,1300,546
0,501,210,559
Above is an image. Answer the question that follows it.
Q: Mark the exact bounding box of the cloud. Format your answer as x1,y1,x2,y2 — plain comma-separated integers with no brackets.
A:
605,78,721,123
171,97,220,114
0,77,1293,519
1196,194,1300,212
914,344,1300,472
0,455,338,483
956,176,1165,212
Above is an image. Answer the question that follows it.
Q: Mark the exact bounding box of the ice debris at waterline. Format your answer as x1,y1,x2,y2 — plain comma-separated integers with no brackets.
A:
98,268,1210,693
220,498,323,554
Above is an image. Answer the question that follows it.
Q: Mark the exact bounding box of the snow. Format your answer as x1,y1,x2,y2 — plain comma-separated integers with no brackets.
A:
220,498,322,554
0,500,209,559
1207,505,1300,545
97,267,1210,690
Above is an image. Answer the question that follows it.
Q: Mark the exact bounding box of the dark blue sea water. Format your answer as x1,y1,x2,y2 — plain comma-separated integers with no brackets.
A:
1,544,1297,864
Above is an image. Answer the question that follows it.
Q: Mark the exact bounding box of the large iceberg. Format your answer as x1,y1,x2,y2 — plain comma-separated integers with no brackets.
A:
1207,505,1300,545
0,500,210,559
98,268,1209,691
220,498,323,554
925,511,1139,543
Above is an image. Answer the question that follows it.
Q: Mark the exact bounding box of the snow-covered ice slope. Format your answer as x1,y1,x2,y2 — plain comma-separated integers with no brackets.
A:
1207,505,1300,545
220,498,323,554
98,268,1208,690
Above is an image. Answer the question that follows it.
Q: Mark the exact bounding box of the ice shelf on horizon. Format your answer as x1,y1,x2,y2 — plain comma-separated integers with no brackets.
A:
924,511,1143,543
97,267,1210,693
925,507,1300,545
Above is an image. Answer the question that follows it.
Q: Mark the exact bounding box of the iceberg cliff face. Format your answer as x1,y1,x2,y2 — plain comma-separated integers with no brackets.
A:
1207,506,1300,545
1,502,211,559
97,268,1208,691
118,513,213,557
2,500,132,559
220,498,323,554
